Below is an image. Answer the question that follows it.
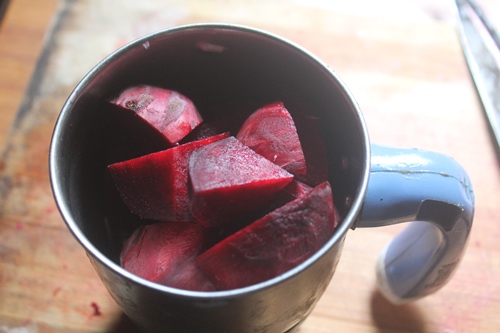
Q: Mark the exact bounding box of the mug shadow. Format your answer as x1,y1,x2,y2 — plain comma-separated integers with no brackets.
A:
370,289,428,333
106,312,143,333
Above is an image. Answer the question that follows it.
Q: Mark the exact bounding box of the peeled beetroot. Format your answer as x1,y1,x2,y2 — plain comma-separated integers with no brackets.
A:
196,181,337,290
108,133,228,221
236,101,306,176
111,85,203,145
107,91,340,292
120,221,215,291
189,136,294,228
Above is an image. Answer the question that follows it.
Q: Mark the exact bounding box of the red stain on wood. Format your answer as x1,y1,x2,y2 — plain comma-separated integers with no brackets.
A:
53,287,62,296
90,302,102,316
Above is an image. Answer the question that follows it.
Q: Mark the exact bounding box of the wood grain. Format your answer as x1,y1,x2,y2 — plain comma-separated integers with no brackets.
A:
0,0,61,149
0,0,499,332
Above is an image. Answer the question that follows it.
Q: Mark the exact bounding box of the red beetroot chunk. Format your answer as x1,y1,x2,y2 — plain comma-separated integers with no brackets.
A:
189,136,294,228
196,181,338,290
110,85,203,145
108,133,229,221
236,101,306,176
120,221,216,291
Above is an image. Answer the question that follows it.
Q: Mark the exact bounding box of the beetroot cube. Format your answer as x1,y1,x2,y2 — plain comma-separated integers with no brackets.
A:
120,221,216,291
236,101,307,176
189,136,294,228
110,85,203,145
196,181,338,290
108,133,229,221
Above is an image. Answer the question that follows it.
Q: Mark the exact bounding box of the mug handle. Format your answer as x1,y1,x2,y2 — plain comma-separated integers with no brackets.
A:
355,144,474,303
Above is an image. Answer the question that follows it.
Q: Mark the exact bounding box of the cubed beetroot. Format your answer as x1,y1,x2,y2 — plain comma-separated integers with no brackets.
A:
120,221,216,291
196,181,338,290
236,101,306,176
108,133,229,221
110,85,203,145
189,136,294,228
107,89,339,292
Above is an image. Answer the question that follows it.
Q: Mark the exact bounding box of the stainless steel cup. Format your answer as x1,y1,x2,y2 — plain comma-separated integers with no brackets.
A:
49,23,474,333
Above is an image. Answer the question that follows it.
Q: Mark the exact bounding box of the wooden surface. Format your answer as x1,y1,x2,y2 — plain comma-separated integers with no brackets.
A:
1,0,500,332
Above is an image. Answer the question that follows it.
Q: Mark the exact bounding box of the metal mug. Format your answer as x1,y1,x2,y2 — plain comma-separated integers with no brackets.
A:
49,23,474,333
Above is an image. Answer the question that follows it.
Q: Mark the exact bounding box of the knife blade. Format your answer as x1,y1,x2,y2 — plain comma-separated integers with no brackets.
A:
454,0,500,151
0,0,11,26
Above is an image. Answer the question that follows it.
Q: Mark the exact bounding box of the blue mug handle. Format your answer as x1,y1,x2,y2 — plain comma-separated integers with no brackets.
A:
356,144,474,303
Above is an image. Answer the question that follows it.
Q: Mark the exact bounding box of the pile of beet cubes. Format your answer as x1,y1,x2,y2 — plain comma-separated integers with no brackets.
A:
107,85,339,291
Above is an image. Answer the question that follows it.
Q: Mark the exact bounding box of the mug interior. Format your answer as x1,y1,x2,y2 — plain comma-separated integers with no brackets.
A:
50,24,369,279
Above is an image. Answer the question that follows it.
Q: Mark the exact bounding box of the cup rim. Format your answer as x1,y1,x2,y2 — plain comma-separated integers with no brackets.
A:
49,22,371,299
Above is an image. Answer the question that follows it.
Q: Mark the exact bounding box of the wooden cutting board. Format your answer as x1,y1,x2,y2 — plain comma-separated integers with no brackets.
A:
1,0,499,332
